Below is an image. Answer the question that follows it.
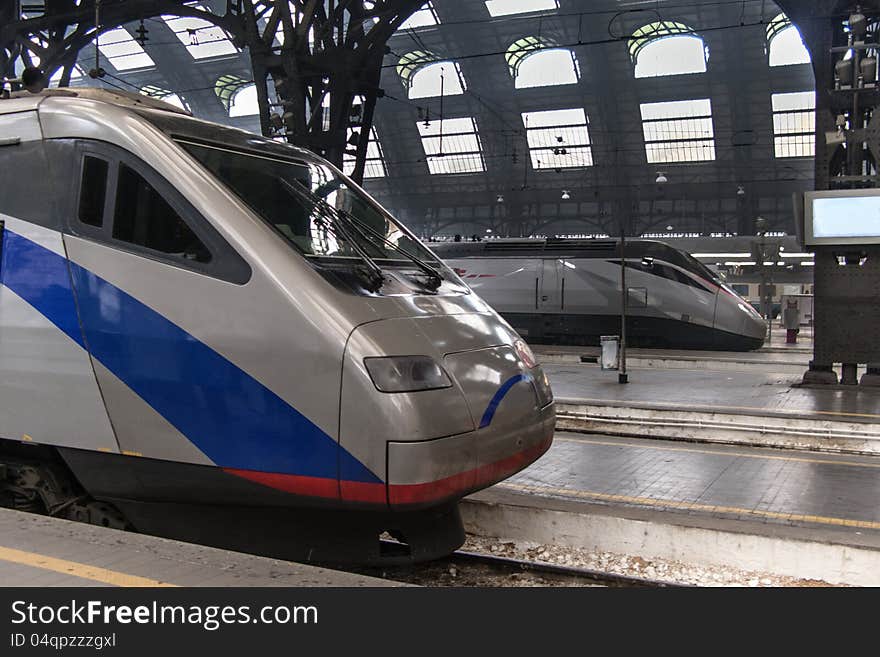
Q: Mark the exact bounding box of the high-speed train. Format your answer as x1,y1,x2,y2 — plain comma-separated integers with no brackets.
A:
0,88,554,563
433,239,768,351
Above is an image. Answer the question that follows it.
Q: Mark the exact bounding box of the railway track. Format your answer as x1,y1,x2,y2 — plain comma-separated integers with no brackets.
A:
353,545,692,587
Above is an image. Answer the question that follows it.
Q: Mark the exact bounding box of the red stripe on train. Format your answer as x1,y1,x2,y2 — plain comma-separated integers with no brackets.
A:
223,434,552,506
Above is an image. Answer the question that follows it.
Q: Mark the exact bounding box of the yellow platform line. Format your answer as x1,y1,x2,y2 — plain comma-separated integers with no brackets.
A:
557,435,880,469
498,482,880,530
558,397,880,421
0,546,178,587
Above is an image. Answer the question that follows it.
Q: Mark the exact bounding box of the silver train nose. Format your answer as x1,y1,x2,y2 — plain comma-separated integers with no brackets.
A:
339,314,555,508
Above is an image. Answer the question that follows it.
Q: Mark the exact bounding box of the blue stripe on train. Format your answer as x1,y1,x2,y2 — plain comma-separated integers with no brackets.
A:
1,230,86,348
479,373,531,429
2,228,380,484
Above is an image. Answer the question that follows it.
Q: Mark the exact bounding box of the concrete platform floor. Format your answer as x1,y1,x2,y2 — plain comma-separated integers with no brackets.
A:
506,431,880,540
544,356,880,455
462,431,880,585
0,509,399,587
545,363,880,424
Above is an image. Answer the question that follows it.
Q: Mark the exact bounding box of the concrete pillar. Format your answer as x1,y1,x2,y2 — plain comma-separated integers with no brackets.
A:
841,363,858,385
802,361,838,385
861,363,880,386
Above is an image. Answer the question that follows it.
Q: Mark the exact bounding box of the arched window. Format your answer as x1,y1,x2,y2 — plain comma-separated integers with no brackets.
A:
628,21,707,78
767,13,811,66
398,51,465,99
506,37,579,88
141,84,189,112
399,1,439,30
229,84,259,117
215,75,258,116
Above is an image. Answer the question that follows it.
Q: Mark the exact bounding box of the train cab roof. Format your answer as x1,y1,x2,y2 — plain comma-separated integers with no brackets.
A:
430,237,722,283
430,237,675,259
0,87,316,164
1,87,191,116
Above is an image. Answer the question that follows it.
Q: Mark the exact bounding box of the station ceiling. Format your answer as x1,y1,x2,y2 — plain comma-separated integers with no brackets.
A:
26,0,817,240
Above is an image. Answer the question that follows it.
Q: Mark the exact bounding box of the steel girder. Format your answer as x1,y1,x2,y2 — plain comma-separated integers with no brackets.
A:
0,0,423,183
776,1,880,378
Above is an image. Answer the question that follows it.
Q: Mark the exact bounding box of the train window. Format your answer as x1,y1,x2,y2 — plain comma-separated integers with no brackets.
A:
112,164,211,263
178,139,438,265
78,156,109,227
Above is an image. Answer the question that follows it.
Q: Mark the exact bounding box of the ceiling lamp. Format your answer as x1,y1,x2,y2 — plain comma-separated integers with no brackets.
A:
496,194,504,203
655,171,668,184
561,190,571,200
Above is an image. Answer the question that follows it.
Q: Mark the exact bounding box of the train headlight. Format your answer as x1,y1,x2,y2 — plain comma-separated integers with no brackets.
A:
513,339,538,369
364,356,453,393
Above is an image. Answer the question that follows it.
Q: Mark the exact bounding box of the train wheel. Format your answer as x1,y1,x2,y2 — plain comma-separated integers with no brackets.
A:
0,455,129,530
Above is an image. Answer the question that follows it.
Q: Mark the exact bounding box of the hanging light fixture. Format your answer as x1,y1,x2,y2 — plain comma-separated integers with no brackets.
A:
737,185,746,196
655,171,668,184
496,194,504,203
561,190,571,200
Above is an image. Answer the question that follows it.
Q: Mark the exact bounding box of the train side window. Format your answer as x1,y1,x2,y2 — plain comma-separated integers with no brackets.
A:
112,163,212,264
78,156,109,227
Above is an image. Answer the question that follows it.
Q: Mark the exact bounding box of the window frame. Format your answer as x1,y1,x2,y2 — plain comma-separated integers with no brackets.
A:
417,117,486,175
771,91,816,158
640,99,716,164
522,108,593,170
67,140,251,284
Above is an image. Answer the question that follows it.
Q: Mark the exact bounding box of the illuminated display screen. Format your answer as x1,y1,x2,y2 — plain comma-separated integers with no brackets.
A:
805,191,880,245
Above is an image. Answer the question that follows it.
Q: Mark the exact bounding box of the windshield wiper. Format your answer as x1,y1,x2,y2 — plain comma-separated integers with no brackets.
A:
334,208,443,290
287,178,443,290
280,179,385,292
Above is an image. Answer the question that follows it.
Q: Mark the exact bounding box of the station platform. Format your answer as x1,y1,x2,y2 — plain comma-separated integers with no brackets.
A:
0,509,397,587
462,336,880,584
462,431,880,585
538,344,880,454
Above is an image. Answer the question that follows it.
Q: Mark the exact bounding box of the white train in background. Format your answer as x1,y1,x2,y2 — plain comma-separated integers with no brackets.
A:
432,238,768,351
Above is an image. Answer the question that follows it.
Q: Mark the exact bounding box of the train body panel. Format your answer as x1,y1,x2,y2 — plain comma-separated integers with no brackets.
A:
340,313,552,498
0,233,118,453
436,240,767,351
0,91,553,560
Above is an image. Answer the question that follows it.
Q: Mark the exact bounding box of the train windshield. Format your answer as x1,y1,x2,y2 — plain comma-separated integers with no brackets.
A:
680,251,721,283
176,139,437,267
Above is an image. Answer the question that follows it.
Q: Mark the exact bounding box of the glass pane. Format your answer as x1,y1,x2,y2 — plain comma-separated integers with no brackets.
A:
485,0,558,17
643,117,714,142
163,10,238,59
229,85,259,117
773,112,814,135
113,164,211,263
179,141,434,261
770,26,811,66
527,125,590,148
646,140,716,163
516,49,578,88
775,135,815,158
399,2,438,29
98,27,155,71
418,117,475,137
409,62,465,99
426,153,486,174
522,108,586,129
422,134,481,155
78,156,109,228
635,36,706,78
640,99,712,120
772,91,815,112
530,146,593,169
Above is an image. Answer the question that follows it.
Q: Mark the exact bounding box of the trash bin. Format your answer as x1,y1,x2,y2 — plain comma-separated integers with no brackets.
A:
600,335,620,370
